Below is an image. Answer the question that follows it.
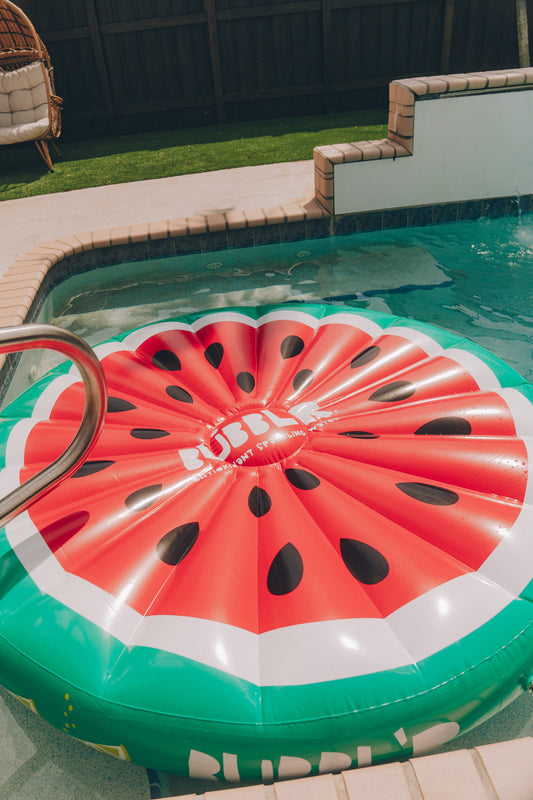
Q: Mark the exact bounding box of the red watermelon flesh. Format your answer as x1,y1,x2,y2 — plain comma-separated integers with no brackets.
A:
309,432,527,500
15,311,528,637
193,319,258,401
314,355,482,417
272,466,472,618
258,319,374,404
275,320,375,404
320,391,518,438
278,332,432,408
297,449,518,572
135,328,237,412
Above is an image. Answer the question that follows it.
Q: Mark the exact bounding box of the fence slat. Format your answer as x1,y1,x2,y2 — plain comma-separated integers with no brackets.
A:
440,0,454,72
322,0,333,98
204,0,226,123
516,0,531,66
83,0,114,115
43,27,90,41
100,13,207,34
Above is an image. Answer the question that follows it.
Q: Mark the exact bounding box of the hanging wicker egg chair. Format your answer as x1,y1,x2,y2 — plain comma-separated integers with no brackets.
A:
0,0,62,171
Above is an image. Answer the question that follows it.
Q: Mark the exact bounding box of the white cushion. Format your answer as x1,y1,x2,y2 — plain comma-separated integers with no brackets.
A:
0,61,50,137
0,117,50,144
0,60,47,93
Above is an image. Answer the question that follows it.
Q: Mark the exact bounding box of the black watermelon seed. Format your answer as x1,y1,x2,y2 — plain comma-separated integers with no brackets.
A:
280,335,305,359
350,346,381,368
285,468,320,490
107,397,136,413
236,371,255,393
248,486,272,517
156,522,199,566
293,369,314,391
340,538,390,585
166,385,194,403
73,460,115,478
125,484,163,511
41,510,90,550
130,428,170,439
152,350,181,371
204,342,224,369
415,417,472,436
267,543,304,595
369,381,416,403
339,431,379,439
396,481,459,506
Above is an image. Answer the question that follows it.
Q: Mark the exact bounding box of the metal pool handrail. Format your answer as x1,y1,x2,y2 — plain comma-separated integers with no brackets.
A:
0,324,107,528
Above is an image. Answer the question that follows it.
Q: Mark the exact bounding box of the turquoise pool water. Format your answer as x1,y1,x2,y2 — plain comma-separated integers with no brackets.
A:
37,212,533,383
7,212,533,405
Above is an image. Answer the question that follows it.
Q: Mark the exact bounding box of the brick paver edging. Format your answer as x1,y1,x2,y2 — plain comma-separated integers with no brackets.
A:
0,198,329,381
170,738,533,800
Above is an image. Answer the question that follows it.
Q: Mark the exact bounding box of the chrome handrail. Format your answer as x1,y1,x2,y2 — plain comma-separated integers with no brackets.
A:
0,324,107,528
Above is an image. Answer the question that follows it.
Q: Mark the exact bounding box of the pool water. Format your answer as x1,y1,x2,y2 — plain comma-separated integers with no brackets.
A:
18,211,533,393
3,212,533,409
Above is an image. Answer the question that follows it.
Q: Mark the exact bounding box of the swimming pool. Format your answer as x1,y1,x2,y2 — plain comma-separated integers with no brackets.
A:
2,211,533,798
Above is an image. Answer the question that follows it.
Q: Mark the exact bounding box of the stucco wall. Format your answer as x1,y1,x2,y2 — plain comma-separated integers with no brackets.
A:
333,88,533,216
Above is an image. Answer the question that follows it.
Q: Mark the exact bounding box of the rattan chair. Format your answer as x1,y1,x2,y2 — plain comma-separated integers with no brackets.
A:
0,0,62,171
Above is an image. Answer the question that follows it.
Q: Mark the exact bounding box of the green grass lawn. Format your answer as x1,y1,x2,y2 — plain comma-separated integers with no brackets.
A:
0,110,387,202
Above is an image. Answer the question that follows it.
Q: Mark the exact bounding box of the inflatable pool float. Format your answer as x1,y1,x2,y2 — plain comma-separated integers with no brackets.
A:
1,303,533,781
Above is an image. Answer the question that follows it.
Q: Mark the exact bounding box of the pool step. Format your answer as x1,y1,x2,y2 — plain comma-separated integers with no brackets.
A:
170,738,533,800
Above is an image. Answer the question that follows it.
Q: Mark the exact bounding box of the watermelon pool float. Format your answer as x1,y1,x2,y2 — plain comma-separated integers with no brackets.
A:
1,303,533,781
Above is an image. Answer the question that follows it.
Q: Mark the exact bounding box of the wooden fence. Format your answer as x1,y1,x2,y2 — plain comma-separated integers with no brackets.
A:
12,0,532,137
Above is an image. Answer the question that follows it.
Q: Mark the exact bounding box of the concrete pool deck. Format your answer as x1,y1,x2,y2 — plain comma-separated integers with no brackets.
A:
0,159,315,280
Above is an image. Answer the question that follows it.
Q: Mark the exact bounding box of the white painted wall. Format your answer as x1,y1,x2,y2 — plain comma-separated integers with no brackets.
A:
334,89,533,215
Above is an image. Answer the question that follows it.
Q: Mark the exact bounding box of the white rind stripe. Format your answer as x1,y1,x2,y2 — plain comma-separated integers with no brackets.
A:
501,388,533,437
257,309,321,328
89,342,131,362
5,511,523,686
387,572,514,663
0,466,22,497
191,312,257,331
5,419,39,467
257,617,413,685
319,312,383,337
123,321,192,349
445,348,502,391
105,309,389,347
480,389,533,596
130,615,261,684
32,374,79,418
480,503,533,598
384,326,444,356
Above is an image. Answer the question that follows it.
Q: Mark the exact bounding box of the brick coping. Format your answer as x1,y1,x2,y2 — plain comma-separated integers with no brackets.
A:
0,198,329,376
166,737,533,800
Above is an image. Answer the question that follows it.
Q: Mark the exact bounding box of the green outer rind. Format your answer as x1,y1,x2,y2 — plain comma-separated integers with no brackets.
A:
1,304,533,778
0,547,532,777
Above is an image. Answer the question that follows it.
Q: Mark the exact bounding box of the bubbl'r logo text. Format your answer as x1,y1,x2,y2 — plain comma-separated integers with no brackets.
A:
178,401,331,470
